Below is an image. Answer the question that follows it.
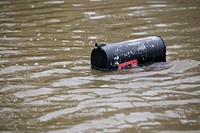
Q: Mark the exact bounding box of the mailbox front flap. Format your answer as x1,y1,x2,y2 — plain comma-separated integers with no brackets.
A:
91,45,109,70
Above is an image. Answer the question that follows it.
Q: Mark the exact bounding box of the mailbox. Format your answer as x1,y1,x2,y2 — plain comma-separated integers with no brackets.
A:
91,36,166,70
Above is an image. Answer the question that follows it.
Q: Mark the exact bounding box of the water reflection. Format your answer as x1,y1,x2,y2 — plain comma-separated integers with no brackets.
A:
0,0,200,132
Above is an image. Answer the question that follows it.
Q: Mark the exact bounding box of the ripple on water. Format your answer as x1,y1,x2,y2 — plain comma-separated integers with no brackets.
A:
50,61,71,65
158,130,200,133
133,98,200,108
48,19,61,23
166,59,199,73
70,66,90,70
89,15,106,20
25,56,47,61
0,66,36,75
68,88,122,96
14,87,53,98
52,77,92,87
49,112,158,133
43,0,65,5
0,85,36,93
31,68,70,78
123,6,145,10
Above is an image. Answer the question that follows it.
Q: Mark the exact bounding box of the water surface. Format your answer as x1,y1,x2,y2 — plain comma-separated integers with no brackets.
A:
0,0,200,132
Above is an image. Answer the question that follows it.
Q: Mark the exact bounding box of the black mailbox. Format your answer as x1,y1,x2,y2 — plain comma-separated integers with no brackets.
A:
91,36,166,70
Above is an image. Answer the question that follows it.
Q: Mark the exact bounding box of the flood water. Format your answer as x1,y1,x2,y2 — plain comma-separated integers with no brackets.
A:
0,0,200,132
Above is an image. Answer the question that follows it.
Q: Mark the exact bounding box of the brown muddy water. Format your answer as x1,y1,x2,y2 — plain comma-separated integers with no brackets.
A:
0,0,200,132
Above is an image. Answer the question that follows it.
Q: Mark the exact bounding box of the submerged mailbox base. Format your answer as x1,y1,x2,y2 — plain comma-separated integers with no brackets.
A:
91,36,166,71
